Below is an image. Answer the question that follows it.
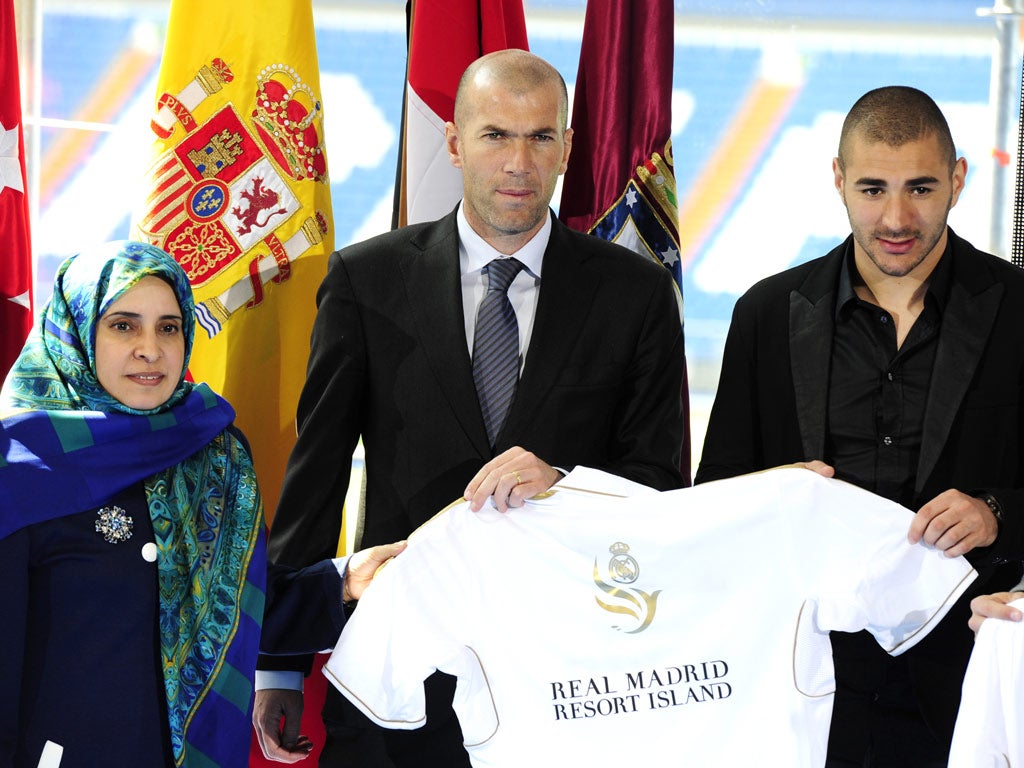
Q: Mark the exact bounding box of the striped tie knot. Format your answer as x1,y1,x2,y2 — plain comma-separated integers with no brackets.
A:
485,257,523,294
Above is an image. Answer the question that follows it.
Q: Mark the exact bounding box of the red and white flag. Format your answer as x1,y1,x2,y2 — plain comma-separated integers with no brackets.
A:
396,0,529,226
0,0,33,383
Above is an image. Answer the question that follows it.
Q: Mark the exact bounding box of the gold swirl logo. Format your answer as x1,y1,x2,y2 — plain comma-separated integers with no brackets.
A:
593,542,661,634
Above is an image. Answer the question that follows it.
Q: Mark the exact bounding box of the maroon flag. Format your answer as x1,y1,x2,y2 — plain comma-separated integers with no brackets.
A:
558,0,690,483
0,0,33,383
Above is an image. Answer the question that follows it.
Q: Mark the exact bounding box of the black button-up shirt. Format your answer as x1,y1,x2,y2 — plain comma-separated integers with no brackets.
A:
826,243,952,509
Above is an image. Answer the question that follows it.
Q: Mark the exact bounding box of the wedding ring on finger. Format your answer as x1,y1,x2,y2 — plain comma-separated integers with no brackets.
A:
512,470,523,485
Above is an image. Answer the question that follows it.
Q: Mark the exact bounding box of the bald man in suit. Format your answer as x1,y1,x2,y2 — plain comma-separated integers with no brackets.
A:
254,49,686,767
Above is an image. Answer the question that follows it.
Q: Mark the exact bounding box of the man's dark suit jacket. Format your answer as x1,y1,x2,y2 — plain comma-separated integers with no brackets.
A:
264,207,686,766
695,228,1024,750
270,208,685,565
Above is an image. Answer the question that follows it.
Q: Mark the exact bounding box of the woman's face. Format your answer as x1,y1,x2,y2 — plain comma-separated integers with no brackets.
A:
94,276,186,410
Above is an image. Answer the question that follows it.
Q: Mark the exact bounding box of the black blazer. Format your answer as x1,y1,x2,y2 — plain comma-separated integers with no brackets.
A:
696,229,1024,564
695,228,1024,739
269,207,686,566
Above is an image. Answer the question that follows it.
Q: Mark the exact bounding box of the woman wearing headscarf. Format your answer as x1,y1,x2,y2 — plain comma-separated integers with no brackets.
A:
0,242,401,768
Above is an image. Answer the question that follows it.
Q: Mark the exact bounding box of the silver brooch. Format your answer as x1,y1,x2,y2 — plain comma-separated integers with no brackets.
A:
95,505,134,544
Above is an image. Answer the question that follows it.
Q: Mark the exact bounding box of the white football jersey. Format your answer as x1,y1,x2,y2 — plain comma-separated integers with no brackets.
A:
948,596,1024,767
325,468,976,768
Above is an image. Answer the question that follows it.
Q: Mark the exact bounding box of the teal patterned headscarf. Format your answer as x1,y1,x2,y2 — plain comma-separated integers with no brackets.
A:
2,240,196,413
0,241,266,768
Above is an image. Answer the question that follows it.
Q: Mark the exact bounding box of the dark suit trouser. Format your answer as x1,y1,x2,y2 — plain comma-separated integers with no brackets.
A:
319,672,472,768
825,632,950,768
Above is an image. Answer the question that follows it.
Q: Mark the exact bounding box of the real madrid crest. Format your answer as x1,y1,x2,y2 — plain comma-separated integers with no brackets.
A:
593,540,661,634
608,541,640,584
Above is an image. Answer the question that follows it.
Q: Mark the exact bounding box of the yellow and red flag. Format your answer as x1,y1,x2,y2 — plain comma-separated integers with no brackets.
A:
558,0,691,483
395,0,528,226
0,0,33,383
133,0,333,519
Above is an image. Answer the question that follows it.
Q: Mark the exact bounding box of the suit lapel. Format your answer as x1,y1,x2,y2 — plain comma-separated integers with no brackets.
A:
916,274,1002,493
400,214,491,455
789,247,845,461
501,221,600,444
789,290,833,461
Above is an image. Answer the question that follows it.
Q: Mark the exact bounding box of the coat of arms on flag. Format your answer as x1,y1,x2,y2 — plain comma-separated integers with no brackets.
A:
589,144,683,315
136,56,330,338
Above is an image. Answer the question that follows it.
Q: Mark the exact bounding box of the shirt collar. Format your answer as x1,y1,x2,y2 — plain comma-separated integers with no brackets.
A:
835,235,952,321
457,203,550,278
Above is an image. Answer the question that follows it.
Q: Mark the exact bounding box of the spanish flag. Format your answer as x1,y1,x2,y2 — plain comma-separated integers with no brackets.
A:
133,0,333,520
0,0,33,384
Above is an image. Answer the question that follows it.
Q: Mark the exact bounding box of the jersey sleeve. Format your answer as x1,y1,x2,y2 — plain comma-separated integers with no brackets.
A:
947,597,1024,767
322,509,499,743
797,473,977,655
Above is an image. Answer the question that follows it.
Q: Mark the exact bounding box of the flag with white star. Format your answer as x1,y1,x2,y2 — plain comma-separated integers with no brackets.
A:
557,0,690,482
0,0,33,384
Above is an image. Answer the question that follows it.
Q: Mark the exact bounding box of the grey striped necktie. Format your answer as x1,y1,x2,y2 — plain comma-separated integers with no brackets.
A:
473,257,524,447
